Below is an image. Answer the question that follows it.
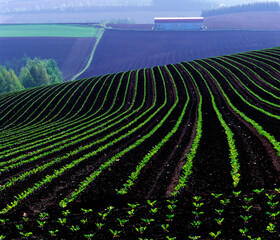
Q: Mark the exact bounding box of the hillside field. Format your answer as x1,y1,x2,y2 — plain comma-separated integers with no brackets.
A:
0,47,280,239
79,29,280,77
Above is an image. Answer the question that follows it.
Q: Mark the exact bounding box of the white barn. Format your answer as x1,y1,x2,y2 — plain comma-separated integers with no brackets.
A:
154,17,204,30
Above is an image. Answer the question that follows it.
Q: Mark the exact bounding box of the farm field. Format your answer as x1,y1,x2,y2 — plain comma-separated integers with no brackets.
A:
79,29,280,77
204,12,280,31
0,24,98,37
0,47,280,239
0,37,97,81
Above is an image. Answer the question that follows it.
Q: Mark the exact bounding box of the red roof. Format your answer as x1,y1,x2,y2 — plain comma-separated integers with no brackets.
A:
154,17,204,23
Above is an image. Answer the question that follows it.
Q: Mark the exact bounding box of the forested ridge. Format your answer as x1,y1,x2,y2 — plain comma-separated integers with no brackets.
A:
0,56,63,94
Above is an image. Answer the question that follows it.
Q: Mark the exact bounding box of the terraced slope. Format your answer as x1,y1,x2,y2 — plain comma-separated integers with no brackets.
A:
0,47,280,239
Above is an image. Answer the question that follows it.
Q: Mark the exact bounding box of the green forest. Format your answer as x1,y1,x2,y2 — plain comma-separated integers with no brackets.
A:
0,56,63,94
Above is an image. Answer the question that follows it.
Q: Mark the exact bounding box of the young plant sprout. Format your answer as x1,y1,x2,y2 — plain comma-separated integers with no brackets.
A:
215,209,224,215
117,218,129,227
166,237,176,240
150,208,158,214
191,220,202,229
147,200,157,207
141,218,155,225
109,229,122,238
57,218,66,225
48,229,59,237
166,214,175,221
0,219,9,225
0,235,5,240
161,223,170,232
95,222,105,230
214,218,224,225
135,226,147,234
253,188,264,194
209,230,221,239
70,225,80,232
188,236,201,240
16,224,23,231
80,219,88,224
38,212,49,219
211,193,223,198
84,233,95,240
62,209,71,216
266,223,276,233
232,190,241,197
240,215,252,223
239,227,249,236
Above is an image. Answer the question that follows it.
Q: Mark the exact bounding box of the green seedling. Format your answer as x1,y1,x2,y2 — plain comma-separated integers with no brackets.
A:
81,208,93,214
253,188,264,194
16,224,23,231
62,210,71,216
80,219,88,224
135,226,147,234
128,203,139,209
19,232,33,238
109,229,122,238
242,205,252,212
191,220,201,229
39,212,49,219
150,208,158,214
0,235,5,240
193,202,204,209
247,236,261,240
95,222,105,230
98,212,109,221
265,193,276,201
166,199,178,205
209,230,221,239
57,218,66,225
193,196,202,202
265,211,280,220
70,225,80,232
167,204,176,212
142,218,155,225
192,211,204,217
267,201,279,209
239,228,249,236
37,220,46,229
84,233,95,240
147,200,157,207
240,215,252,223
161,224,170,232
188,236,201,240
215,209,224,215
220,199,230,206
232,190,242,197
275,188,280,193
211,193,223,198
22,217,29,222
117,218,129,227
0,219,9,225
128,209,135,217
166,214,175,221
166,237,176,240
266,223,276,233
244,197,254,204
49,230,59,236
214,218,224,225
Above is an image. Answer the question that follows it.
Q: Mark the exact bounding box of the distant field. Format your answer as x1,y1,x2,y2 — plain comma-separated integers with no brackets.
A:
79,29,280,77
0,24,97,37
204,12,280,30
0,37,97,81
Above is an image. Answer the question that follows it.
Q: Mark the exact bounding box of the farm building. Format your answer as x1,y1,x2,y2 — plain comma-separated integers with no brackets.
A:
154,17,204,30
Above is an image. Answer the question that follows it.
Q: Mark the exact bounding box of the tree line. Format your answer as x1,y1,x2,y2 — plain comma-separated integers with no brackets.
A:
202,2,280,17
0,56,63,94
